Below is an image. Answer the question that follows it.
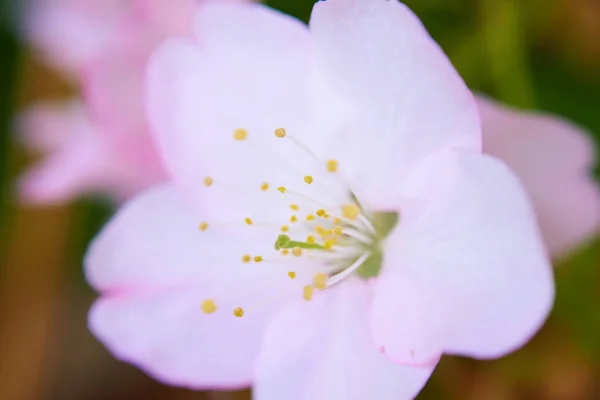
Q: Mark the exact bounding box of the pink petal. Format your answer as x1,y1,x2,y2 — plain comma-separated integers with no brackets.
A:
17,102,165,204
86,185,312,387
83,51,148,136
371,149,554,365
478,96,600,258
255,279,434,400
26,0,126,73
90,288,268,389
146,3,323,214
308,0,481,207
17,103,116,204
18,102,87,152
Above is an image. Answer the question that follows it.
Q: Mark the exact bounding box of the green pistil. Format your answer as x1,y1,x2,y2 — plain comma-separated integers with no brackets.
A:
274,234,325,251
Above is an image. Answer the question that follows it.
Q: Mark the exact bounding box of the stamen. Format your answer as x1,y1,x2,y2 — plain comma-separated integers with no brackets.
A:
281,225,289,233
260,182,269,191
303,285,313,301
316,209,326,217
233,307,244,317
342,204,360,220
306,235,316,244
274,128,286,138
278,186,286,193
304,175,314,184
199,222,208,231
342,227,373,245
327,252,371,287
203,177,214,187
288,271,296,279
326,160,338,173
233,128,248,141
290,204,299,211
201,299,217,314
242,254,252,263
280,249,289,256
290,215,298,223
292,247,302,257
245,218,253,226
254,256,263,263
313,273,327,289
306,214,315,221
323,240,336,250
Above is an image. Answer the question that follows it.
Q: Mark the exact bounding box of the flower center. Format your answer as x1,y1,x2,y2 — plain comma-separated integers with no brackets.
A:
198,127,398,317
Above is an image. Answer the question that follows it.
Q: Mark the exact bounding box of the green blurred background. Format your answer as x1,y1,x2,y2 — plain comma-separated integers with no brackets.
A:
1,0,599,399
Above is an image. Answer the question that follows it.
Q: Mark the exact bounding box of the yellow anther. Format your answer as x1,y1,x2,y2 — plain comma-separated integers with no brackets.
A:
242,254,252,263
233,307,244,317
199,222,209,231
254,255,263,263
260,182,269,191
316,209,326,217
333,226,343,236
313,273,328,290
274,128,287,138
288,271,296,279
324,239,335,250
326,159,339,173
304,175,314,184
292,246,302,257
290,215,298,223
290,204,299,211
245,217,253,226
323,213,330,219
201,299,217,314
203,177,214,187
342,204,360,220
306,235,316,244
306,214,315,221
303,285,313,301
334,217,342,224
280,248,290,256
315,226,326,236
278,186,286,193
233,128,248,141
281,225,289,233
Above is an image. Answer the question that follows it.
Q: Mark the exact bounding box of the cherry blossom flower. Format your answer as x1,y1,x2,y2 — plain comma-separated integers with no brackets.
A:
86,1,554,398
19,0,200,203
479,97,600,259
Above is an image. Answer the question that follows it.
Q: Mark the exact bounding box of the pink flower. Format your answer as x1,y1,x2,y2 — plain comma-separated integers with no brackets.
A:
86,1,554,398
19,0,200,203
478,97,600,259
18,102,166,203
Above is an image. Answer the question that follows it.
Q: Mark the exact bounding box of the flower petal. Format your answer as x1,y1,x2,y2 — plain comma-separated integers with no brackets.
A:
308,0,481,206
146,3,323,215
87,185,315,387
26,0,126,73
17,102,165,204
478,96,600,258
255,279,434,400
90,288,267,389
17,103,117,204
371,149,554,365
86,184,306,291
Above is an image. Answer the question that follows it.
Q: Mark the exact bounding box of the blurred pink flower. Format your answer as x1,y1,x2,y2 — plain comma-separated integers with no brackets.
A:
479,97,600,259
18,102,166,203
19,0,202,203
85,1,554,399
